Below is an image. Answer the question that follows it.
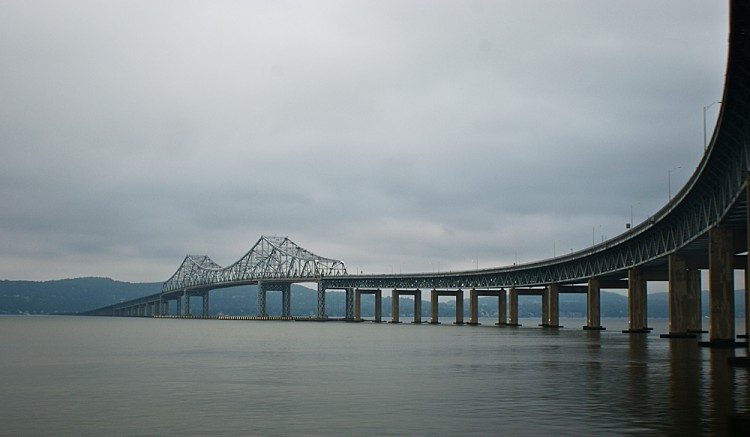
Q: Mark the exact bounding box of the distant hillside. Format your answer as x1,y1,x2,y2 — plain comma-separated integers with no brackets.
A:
0,277,161,315
0,277,745,318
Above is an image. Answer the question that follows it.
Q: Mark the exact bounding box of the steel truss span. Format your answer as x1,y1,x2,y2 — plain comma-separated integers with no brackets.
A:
162,236,347,294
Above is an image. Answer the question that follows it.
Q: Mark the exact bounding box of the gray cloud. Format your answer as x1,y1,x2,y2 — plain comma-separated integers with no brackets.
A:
0,0,729,281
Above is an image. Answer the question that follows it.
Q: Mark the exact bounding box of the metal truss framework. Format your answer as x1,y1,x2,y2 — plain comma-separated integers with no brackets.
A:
162,236,347,294
321,1,750,293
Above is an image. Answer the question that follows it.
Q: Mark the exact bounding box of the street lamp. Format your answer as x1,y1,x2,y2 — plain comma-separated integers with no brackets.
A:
704,101,721,151
668,166,682,206
629,202,640,229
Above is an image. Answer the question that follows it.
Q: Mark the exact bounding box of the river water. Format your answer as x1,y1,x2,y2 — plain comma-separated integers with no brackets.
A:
0,316,748,436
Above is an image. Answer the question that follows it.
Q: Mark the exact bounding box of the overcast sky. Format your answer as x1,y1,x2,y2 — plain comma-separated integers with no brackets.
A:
0,1,730,283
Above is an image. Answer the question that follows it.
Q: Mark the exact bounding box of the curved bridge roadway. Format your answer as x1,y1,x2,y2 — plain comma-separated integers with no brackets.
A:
321,1,750,346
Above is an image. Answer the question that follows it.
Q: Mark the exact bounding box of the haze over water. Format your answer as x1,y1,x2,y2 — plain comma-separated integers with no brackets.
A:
1,316,747,435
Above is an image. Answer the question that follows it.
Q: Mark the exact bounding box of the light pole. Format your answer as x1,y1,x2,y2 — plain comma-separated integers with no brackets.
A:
668,166,681,206
704,101,721,151
629,202,640,229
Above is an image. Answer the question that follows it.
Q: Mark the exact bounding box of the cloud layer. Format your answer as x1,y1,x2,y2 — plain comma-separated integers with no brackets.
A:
0,1,729,281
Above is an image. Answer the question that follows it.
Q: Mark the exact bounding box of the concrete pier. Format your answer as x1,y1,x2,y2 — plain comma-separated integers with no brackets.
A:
508,288,520,326
390,289,422,323
584,278,605,330
468,289,507,326
430,289,464,325
540,288,549,327
623,267,649,333
546,284,561,328
702,226,736,346
662,254,696,338
354,288,382,322
413,290,422,323
497,289,507,326
391,289,400,323
686,269,704,333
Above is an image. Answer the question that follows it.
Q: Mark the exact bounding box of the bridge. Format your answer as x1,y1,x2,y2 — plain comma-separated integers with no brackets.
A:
84,1,750,348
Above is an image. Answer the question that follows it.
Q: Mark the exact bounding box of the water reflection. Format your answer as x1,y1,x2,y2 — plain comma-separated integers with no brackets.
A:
708,347,736,435
1,317,748,435
626,334,652,432
668,340,703,434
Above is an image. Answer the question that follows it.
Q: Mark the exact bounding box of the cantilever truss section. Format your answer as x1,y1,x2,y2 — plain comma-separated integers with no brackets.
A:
162,236,347,293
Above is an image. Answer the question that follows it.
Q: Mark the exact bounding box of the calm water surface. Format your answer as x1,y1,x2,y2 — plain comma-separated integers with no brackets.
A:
0,316,748,436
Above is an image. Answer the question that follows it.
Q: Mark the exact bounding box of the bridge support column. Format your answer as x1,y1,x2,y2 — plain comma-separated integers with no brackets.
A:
746,172,750,340
413,289,422,324
281,284,291,317
540,287,549,327
374,289,382,322
391,289,400,323
202,292,209,317
258,282,267,318
624,268,649,333
547,284,560,328
686,269,704,333
662,254,695,338
317,282,326,319
354,288,362,321
183,292,190,316
430,289,439,324
497,289,507,326
454,290,464,325
746,264,750,340
584,278,604,330
469,289,480,325
176,296,182,317
702,226,736,347
508,288,520,326
345,288,354,320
